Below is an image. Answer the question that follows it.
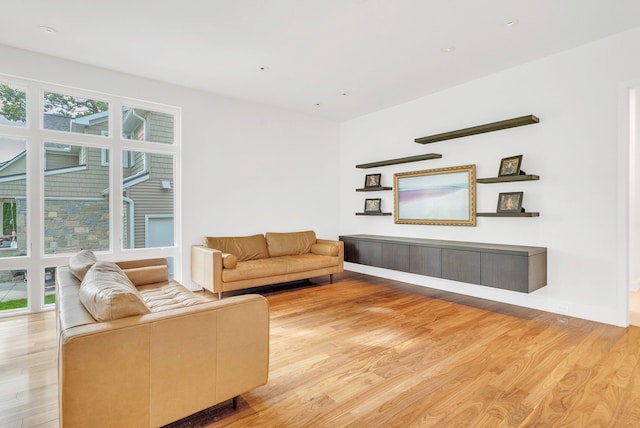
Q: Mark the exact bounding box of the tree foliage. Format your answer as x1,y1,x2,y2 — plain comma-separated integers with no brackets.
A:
43,92,108,118
0,84,108,123
0,84,26,122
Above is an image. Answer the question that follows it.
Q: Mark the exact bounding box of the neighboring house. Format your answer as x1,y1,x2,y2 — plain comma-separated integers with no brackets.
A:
0,109,174,255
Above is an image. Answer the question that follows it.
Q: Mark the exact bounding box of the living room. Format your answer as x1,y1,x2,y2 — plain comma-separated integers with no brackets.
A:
2,1,640,426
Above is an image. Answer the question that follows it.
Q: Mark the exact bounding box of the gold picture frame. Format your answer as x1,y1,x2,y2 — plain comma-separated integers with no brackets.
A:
394,164,476,226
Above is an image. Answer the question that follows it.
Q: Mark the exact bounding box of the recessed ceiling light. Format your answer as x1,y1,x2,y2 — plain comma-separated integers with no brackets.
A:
39,26,57,34
441,46,456,53
504,19,519,27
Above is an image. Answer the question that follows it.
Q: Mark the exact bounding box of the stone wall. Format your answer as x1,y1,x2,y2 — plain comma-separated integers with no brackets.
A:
44,199,109,254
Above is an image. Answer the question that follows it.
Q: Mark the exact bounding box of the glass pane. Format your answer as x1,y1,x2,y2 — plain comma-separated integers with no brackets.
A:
43,91,109,136
0,137,27,258
0,83,27,127
122,106,174,144
123,151,174,249
0,268,28,312
44,143,110,254
44,267,56,306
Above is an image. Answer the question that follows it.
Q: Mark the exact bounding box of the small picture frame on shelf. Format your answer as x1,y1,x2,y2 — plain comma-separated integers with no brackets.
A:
364,198,382,213
364,173,382,188
498,155,523,177
497,192,524,213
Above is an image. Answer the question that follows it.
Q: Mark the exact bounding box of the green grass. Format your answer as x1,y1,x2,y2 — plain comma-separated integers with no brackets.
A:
0,294,55,311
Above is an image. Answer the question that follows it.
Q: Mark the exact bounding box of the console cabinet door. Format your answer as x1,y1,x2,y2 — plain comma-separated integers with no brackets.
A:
442,249,481,285
481,253,528,292
359,241,383,267
342,238,359,263
382,243,410,272
409,246,442,277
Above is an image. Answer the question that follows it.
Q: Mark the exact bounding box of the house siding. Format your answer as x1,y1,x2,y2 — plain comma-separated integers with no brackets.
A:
125,152,174,248
147,111,174,144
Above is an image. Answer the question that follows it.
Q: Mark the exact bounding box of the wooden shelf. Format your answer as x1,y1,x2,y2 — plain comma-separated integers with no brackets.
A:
414,115,539,144
356,153,442,169
356,186,392,192
355,212,393,216
476,212,540,217
477,174,540,183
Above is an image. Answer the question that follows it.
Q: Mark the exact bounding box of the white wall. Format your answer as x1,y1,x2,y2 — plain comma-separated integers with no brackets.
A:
339,27,640,327
0,44,341,288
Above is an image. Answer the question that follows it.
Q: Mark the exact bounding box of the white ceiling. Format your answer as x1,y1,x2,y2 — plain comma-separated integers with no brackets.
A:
2,0,640,121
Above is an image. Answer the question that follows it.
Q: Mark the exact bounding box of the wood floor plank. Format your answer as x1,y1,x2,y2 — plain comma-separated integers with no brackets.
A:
4,271,640,427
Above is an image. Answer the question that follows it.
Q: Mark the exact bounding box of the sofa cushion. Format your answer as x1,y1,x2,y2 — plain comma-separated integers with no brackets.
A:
265,231,316,257
122,265,169,287
203,234,269,261
79,261,150,322
310,243,339,257
68,250,97,281
222,253,338,282
138,282,208,312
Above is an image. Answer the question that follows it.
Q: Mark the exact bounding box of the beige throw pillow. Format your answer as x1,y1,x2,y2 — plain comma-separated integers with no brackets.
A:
122,265,169,286
310,243,339,257
79,261,150,322
68,250,97,281
221,253,238,269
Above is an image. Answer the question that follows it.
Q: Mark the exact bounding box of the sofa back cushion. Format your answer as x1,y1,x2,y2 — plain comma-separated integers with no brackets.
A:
265,230,316,257
79,261,150,322
68,250,97,281
203,234,269,261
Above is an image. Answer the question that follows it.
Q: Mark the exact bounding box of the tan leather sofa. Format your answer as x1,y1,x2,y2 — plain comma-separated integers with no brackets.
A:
191,230,344,298
56,253,269,428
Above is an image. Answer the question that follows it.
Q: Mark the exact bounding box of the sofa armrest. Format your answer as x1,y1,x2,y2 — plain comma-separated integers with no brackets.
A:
191,245,223,293
316,238,344,266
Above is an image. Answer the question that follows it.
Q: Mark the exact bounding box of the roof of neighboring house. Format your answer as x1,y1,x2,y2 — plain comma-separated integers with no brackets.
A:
0,150,25,172
43,114,72,131
70,111,108,134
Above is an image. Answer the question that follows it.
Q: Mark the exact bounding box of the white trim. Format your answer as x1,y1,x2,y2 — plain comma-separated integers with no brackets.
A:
123,197,135,249
123,171,150,188
0,173,26,183
618,78,640,327
43,165,87,176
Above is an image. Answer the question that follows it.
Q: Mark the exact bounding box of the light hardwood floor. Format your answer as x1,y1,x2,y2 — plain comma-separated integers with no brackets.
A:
3,271,640,427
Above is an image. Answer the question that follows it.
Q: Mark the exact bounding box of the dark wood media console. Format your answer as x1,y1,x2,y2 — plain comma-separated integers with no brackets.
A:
339,235,547,293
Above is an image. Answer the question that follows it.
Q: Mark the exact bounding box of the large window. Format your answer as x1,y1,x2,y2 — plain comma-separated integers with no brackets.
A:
0,77,180,316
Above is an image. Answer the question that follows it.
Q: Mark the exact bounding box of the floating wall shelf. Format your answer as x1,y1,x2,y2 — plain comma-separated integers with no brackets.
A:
356,153,442,169
356,186,393,192
414,115,539,145
476,212,540,217
355,212,393,216
476,174,540,184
